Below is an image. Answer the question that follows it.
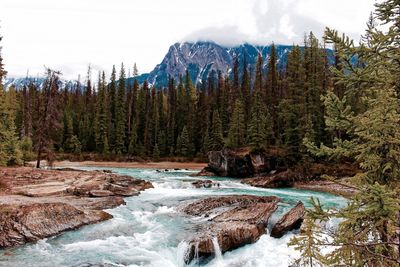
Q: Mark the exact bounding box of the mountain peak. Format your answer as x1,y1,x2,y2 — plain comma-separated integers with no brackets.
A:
138,41,301,87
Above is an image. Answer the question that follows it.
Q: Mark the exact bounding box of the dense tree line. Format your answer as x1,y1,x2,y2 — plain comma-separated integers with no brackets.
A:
0,32,332,166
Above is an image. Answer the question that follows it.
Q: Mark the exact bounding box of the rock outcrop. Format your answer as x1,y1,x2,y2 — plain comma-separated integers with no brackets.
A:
202,148,284,178
181,195,279,262
271,202,305,238
0,167,153,249
0,203,111,248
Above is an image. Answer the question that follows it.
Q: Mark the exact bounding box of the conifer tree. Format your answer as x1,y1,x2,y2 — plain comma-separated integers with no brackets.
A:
303,33,327,145
232,56,240,103
166,77,176,154
247,91,272,150
137,81,147,147
209,109,224,151
241,53,251,125
20,136,33,166
152,143,160,161
185,70,197,156
219,75,230,137
108,65,117,151
280,45,306,161
227,99,246,148
179,126,189,157
0,35,22,166
176,75,187,139
128,121,138,155
265,44,279,142
254,53,263,94
114,63,127,154
95,71,109,154
202,117,211,153
291,2,400,264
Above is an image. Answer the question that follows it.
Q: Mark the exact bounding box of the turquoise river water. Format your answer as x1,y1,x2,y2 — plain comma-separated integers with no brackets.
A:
0,167,346,267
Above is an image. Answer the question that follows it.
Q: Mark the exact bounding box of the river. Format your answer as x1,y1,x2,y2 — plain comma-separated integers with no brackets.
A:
0,167,346,267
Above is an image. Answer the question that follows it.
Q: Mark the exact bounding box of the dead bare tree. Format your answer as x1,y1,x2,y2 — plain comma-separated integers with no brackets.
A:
34,68,61,168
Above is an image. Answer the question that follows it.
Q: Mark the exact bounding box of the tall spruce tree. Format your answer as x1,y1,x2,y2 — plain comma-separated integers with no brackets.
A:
265,44,279,142
114,63,127,154
291,2,400,265
108,65,117,151
227,99,246,148
247,91,272,150
0,34,22,166
95,71,109,154
209,109,224,151
280,45,306,162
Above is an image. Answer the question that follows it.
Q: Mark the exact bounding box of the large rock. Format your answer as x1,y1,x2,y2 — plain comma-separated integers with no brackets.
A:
204,148,284,178
0,202,111,249
271,201,305,238
181,195,279,262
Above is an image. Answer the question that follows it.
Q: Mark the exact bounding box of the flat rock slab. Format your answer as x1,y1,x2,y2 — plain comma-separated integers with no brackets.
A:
271,201,305,238
0,167,153,249
0,202,111,249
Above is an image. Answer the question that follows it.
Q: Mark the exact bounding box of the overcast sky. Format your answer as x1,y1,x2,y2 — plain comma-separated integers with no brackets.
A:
0,0,376,80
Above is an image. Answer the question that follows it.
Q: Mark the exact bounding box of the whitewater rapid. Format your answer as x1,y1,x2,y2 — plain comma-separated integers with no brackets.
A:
0,167,346,267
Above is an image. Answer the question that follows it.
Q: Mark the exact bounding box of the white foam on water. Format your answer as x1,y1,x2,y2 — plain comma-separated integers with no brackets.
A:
176,241,190,267
205,234,299,267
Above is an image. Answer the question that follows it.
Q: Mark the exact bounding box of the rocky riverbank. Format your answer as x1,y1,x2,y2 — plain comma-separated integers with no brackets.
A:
0,167,153,249
198,148,359,197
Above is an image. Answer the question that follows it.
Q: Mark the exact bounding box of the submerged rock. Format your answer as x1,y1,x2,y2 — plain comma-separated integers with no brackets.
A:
0,202,111,249
271,201,305,238
182,195,279,262
191,180,220,189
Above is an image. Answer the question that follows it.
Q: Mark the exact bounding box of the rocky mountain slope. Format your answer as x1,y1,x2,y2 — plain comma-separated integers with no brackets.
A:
5,41,334,90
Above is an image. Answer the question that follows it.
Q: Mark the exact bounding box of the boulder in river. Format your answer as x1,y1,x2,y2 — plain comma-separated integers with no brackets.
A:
271,201,305,238
181,195,279,263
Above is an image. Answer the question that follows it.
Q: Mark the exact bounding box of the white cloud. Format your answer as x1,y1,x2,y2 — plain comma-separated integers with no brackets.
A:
0,0,377,79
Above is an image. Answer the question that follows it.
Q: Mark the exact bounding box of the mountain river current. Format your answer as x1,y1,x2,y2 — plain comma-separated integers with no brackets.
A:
0,167,346,267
